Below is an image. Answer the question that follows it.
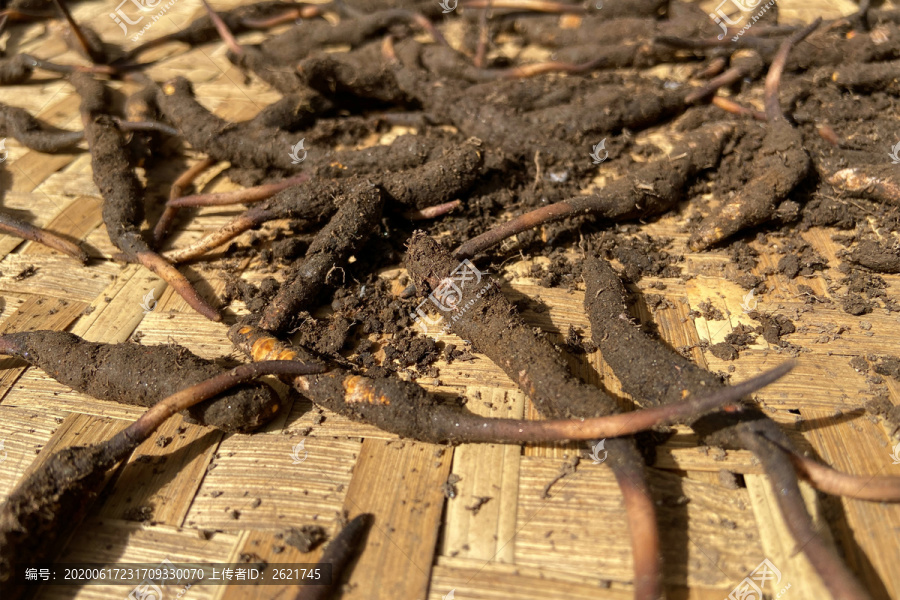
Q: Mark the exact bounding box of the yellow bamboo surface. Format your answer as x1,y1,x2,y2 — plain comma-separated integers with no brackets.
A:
0,1,898,599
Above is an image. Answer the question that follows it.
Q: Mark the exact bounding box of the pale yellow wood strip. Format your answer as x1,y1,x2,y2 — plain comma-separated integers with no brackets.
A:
0,192,74,259
14,412,123,484
134,312,243,360
69,263,166,341
442,386,524,563
0,254,120,302
745,475,831,600
339,438,453,600
184,436,358,531
801,408,900,599
97,414,222,526
22,195,104,259
38,518,240,600
514,457,763,588
8,154,79,193
429,558,634,599
217,524,327,600
0,405,64,498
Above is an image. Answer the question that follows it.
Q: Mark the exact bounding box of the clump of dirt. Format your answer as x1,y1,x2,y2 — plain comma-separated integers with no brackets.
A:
730,241,759,272
838,268,890,315
849,238,900,274
528,251,579,288
777,238,827,279
595,233,681,282
564,325,597,355
285,525,328,553
872,356,900,381
223,275,281,314
728,241,763,290
748,311,796,346
382,331,441,376
708,324,758,361
865,394,900,434
695,301,725,321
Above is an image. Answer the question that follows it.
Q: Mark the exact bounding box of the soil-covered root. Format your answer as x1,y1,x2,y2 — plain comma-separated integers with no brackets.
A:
294,513,373,600
391,40,579,164
247,89,334,130
0,102,83,152
72,73,221,321
228,323,780,444
827,164,900,207
259,182,385,333
155,76,310,172
830,59,900,94
297,41,415,104
0,360,322,600
0,54,38,84
0,210,88,262
581,255,874,600
454,121,733,258
0,330,285,433
256,7,432,65
404,231,662,600
688,22,818,251
163,139,482,264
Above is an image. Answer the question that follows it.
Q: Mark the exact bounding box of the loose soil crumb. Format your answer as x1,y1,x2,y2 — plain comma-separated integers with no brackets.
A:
285,525,328,553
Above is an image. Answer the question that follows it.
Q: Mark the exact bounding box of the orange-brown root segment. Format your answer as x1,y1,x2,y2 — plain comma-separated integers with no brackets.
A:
0,210,88,262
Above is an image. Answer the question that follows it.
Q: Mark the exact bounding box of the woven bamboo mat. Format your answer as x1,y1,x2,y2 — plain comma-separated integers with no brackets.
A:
1,0,899,598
